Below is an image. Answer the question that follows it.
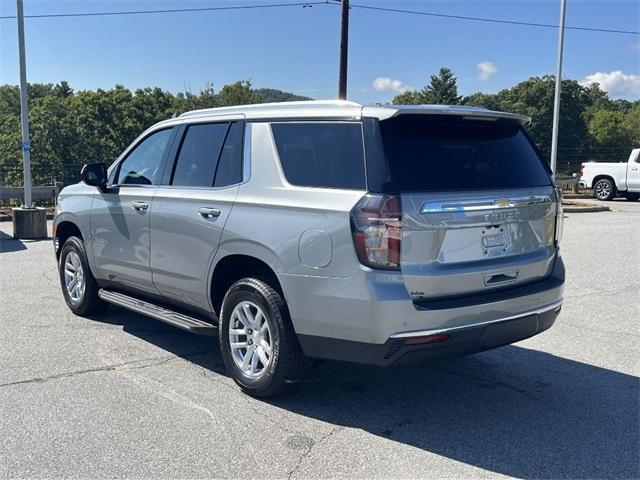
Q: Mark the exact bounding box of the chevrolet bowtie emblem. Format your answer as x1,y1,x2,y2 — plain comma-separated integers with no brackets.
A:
495,198,511,208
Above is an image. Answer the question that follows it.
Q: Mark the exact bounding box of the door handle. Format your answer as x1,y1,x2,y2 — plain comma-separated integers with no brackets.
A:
199,207,221,218
132,201,149,211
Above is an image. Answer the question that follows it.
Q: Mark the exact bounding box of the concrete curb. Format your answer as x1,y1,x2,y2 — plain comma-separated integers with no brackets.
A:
563,201,610,213
563,194,594,200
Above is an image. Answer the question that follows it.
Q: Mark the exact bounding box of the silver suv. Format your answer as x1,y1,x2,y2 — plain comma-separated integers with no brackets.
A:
54,100,564,397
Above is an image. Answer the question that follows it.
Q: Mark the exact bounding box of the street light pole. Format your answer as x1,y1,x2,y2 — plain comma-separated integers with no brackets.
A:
12,0,45,239
16,0,33,207
338,0,349,100
550,0,567,179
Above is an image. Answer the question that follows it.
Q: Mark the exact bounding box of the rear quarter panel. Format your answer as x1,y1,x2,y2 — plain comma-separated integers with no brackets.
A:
214,122,365,281
582,162,628,189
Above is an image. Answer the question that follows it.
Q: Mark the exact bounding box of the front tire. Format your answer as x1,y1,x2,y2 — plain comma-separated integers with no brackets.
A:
58,236,105,316
219,278,307,398
593,178,616,201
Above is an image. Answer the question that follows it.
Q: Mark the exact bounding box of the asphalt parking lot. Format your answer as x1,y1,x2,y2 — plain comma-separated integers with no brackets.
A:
1,200,638,479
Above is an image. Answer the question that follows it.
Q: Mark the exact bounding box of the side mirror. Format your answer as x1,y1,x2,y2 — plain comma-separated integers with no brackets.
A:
80,163,108,192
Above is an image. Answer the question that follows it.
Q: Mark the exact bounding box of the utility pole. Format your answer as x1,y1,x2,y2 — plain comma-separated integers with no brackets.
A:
13,0,46,239
338,0,349,100
17,0,32,207
550,0,567,179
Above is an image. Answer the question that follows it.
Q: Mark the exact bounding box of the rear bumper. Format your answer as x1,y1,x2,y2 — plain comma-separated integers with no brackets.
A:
281,256,564,364
298,301,560,366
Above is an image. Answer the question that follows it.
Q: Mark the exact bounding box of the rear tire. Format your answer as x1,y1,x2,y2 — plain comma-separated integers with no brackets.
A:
593,178,616,201
623,192,639,202
58,236,105,316
219,278,307,398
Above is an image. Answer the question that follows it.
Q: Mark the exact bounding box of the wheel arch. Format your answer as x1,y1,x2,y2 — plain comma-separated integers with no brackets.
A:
54,220,83,259
592,175,616,188
209,253,285,318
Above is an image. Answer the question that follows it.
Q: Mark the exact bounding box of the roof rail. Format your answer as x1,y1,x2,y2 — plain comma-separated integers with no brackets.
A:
178,100,362,119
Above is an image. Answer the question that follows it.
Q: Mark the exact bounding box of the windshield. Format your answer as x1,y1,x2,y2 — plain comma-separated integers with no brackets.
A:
371,115,552,192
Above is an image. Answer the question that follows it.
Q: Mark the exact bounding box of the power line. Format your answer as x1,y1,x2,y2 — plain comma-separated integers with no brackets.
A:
0,1,328,20
347,2,640,36
1,0,637,36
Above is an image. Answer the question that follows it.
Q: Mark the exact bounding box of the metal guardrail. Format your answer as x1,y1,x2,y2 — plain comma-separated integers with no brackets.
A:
0,164,82,188
0,185,59,202
0,163,79,205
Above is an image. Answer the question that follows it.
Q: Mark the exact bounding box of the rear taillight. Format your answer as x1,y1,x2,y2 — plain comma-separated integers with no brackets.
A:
579,164,584,178
554,186,563,244
350,194,402,270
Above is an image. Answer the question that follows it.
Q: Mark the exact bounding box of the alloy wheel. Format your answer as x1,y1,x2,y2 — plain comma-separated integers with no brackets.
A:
64,251,85,304
228,301,273,379
595,181,611,200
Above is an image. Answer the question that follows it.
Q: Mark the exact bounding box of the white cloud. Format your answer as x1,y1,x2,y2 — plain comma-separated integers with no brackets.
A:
372,77,411,94
476,61,497,81
580,70,640,99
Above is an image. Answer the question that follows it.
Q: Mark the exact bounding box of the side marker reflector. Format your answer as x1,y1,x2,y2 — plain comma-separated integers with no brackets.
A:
405,334,450,346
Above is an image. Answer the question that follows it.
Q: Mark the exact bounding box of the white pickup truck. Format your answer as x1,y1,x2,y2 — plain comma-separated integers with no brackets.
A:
580,149,640,201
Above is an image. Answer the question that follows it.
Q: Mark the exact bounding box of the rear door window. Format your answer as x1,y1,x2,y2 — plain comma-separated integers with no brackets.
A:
171,123,229,187
271,122,366,189
372,115,552,192
214,121,243,187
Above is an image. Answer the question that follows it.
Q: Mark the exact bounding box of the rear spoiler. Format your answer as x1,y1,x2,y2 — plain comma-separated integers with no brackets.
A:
362,105,532,127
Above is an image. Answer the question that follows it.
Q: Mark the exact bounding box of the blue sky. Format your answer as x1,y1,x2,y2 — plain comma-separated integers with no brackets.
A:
1,0,638,103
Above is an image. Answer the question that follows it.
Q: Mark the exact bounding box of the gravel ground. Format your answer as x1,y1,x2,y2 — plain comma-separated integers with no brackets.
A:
0,202,638,479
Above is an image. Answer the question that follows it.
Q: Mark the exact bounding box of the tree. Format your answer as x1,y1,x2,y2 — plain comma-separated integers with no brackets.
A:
0,80,311,187
0,112,22,184
589,110,634,156
0,85,21,117
391,67,463,105
54,81,73,98
177,82,217,112
196,82,217,109
254,88,310,103
27,83,56,101
393,73,636,169
1,76,636,188
622,104,640,146
589,110,625,144
495,76,591,162
392,67,462,105
421,67,462,105
217,80,262,107
464,92,501,111
392,90,423,105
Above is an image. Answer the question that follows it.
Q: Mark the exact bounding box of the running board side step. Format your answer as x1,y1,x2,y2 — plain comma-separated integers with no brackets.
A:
98,289,218,336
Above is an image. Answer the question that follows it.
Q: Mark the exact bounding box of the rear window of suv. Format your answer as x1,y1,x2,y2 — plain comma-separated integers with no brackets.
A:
271,122,366,189
371,115,552,192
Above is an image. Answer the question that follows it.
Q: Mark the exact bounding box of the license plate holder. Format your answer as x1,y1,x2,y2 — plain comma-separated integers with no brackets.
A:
481,226,509,255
